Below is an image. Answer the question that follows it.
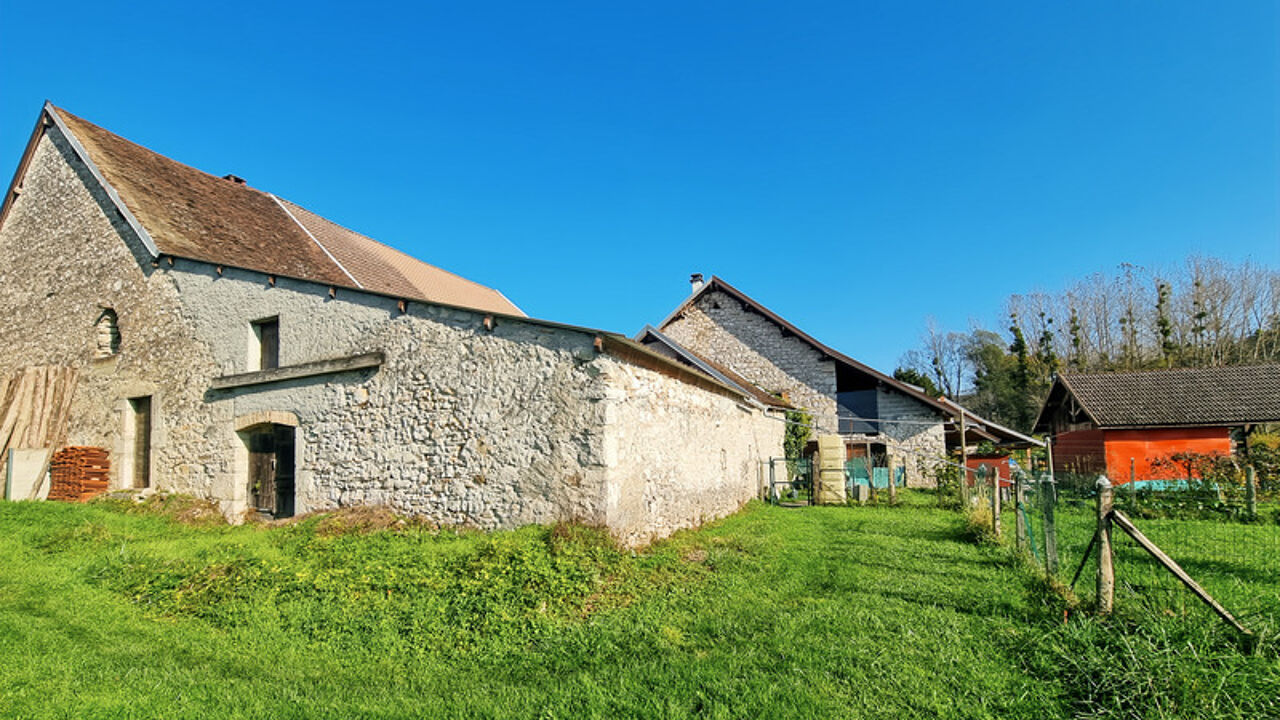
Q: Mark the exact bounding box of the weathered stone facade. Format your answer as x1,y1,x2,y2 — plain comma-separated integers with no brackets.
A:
662,289,839,427
662,286,945,486
0,123,783,544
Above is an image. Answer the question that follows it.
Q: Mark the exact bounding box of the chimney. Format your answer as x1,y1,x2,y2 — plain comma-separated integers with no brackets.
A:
689,273,705,294
222,174,246,185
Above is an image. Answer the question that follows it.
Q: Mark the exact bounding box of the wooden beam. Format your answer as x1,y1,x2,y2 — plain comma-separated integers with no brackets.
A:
1111,510,1252,637
210,352,384,391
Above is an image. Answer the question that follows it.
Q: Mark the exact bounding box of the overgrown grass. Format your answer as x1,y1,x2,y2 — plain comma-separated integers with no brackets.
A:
0,493,1276,718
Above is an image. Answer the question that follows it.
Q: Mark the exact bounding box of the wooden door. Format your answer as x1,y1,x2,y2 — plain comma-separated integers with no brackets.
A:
248,429,276,514
273,425,295,518
129,397,151,489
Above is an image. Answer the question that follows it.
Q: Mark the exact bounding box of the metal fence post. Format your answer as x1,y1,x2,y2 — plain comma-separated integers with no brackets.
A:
1096,476,1114,615
1246,465,1258,520
1043,475,1059,576
887,457,898,505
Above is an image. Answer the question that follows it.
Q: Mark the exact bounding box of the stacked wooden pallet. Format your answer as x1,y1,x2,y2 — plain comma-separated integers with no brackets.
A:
48,447,110,502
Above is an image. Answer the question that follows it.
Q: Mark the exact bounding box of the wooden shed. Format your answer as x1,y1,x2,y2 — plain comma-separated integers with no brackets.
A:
1032,365,1280,482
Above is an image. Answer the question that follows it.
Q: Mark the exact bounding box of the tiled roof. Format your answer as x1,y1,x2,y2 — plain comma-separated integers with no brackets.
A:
51,106,522,316
1054,365,1280,428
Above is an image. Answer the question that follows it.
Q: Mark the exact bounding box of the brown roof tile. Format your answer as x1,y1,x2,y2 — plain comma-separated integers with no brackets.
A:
1046,365,1280,429
52,106,522,316
277,198,521,316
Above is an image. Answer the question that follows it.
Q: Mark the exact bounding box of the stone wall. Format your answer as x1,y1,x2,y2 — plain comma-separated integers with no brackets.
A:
877,387,946,487
598,357,784,546
0,126,223,494
662,289,838,429
661,285,947,485
0,123,781,544
170,260,613,529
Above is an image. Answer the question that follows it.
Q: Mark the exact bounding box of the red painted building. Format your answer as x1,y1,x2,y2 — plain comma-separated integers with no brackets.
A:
1033,366,1280,483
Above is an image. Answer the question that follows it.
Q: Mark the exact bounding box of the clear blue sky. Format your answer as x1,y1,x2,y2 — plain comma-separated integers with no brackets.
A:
3,1,1277,371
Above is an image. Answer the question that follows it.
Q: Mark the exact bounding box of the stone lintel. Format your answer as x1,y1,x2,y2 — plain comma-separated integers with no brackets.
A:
211,352,384,391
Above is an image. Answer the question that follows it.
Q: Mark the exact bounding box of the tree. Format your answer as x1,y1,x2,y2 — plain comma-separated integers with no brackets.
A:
893,367,942,398
965,330,1023,428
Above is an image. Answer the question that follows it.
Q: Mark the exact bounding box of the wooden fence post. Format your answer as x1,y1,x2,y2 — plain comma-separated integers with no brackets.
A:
1043,475,1059,576
1096,476,1114,615
1246,466,1257,520
1015,471,1026,551
864,442,877,503
990,466,1001,540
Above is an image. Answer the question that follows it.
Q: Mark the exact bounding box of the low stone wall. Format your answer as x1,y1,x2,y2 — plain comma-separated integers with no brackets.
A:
599,357,784,546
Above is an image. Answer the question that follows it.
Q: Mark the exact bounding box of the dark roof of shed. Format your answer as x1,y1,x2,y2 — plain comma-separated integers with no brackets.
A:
29,104,522,316
658,275,951,416
1034,365,1280,431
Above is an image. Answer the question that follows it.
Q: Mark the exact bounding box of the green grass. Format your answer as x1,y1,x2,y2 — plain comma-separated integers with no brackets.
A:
0,493,1276,719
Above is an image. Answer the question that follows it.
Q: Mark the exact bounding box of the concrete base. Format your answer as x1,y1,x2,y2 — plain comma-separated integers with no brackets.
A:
5,448,52,500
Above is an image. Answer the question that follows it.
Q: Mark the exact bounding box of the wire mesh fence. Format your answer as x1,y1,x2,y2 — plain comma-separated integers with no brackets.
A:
1014,469,1280,636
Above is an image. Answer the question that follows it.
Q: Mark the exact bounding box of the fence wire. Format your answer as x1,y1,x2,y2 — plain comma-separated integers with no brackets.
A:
1015,470,1280,633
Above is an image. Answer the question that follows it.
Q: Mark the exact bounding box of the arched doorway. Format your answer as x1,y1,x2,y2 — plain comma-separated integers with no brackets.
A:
242,424,296,518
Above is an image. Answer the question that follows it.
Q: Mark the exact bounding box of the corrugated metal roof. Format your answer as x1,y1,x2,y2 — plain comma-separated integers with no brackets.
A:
51,106,523,316
1042,365,1280,429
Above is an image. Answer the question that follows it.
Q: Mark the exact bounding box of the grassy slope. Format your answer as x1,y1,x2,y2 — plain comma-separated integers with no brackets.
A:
0,495,1276,719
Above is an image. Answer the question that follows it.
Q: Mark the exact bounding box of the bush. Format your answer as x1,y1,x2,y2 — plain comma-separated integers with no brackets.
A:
963,505,996,544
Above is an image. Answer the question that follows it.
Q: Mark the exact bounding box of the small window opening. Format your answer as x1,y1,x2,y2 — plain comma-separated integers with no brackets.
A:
252,317,280,371
95,309,120,358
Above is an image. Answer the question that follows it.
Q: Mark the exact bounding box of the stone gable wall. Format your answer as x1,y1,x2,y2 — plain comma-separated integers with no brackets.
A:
0,128,223,495
662,289,838,430
661,286,948,484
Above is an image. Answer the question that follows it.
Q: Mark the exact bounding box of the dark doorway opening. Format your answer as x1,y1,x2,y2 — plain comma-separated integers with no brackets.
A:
129,396,151,489
246,424,295,518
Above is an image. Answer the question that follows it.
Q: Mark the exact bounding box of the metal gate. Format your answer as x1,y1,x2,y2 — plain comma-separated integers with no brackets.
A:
766,457,814,506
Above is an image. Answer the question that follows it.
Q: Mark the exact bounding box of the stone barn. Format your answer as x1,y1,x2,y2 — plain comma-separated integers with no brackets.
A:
651,274,952,486
0,103,782,546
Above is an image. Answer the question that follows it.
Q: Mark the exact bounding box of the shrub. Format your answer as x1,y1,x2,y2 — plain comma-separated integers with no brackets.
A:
963,505,996,544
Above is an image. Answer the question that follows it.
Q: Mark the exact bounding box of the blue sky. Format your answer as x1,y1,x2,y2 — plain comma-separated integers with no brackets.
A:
2,1,1276,371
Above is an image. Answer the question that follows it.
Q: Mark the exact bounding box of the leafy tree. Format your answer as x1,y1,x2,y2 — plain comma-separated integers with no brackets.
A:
784,409,812,460
893,367,942,398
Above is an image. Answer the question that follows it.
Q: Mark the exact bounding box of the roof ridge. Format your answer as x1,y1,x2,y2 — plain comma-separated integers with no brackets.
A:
273,195,509,297
662,275,952,416
269,193,363,288
1063,364,1279,378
